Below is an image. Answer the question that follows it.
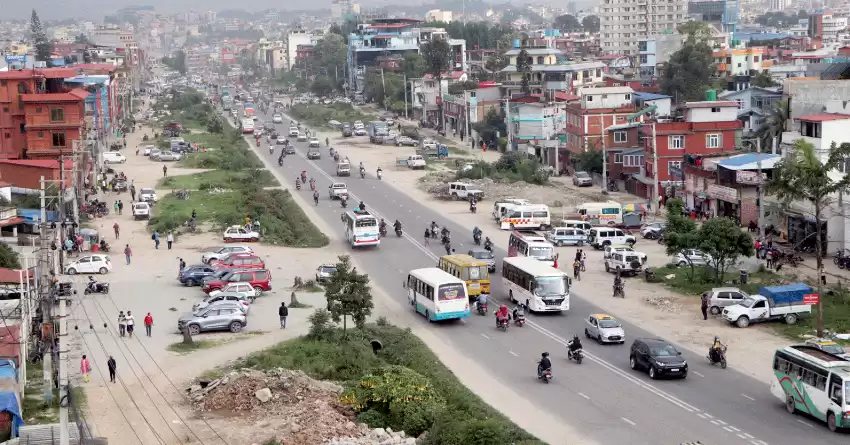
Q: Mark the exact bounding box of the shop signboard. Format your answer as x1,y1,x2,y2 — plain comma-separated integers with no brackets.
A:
707,184,737,203
736,171,766,185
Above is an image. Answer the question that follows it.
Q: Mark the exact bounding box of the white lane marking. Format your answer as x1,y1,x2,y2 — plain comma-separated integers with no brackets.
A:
621,417,636,426
697,413,708,419
702,412,714,419
692,371,705,378
738,433,750,439
751,441,768,445
577,392,590,400
726,425,741,432
711,419,726,426
796,419,814,428
741,433,754,439
480,333,490,339
508,351,518,357
723,426,736,432
741,393,755,401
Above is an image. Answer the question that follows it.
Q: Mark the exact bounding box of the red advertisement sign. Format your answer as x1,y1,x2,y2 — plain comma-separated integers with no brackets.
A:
803,293,819,305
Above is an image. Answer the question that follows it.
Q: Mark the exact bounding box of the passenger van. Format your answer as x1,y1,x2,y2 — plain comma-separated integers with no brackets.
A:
500,204,551,230
437,254,491,298
558,219,593,232
577,201,623,225
545,227,586,246
587,227,636,249
103,151,127,164
508,231,556,266
492,199,531,222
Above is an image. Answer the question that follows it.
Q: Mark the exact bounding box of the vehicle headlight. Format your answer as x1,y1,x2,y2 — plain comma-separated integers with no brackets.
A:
655,360,665,367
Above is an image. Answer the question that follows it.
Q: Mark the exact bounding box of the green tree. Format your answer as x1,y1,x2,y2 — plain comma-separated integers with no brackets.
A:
574,150,603,174
402,52,426,79
660,22,715,101
662,198,700,277
472,107,506,145
30,10,52,64
696,217,754,283
73,34,92,45
553,14,582,32
767,140,850,336
0,244,21,269
324,255,374,332
582,15,601,33
309,34,348,87
310,76,335,97
515,49,532,94
162,50,187,75
756,99,789,149
751,72,778,88
421,39,453,121
295,78,309,92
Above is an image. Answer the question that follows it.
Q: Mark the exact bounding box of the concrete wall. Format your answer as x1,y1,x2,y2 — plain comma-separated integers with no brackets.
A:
784,79,850,123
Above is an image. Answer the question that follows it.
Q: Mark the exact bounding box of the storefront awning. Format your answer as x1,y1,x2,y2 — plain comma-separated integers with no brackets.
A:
630,174,655,186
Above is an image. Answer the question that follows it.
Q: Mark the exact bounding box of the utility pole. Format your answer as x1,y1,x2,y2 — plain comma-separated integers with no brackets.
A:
601,114,607,194
380,67,387,112
651,123,660,209
403,73,409,120
38,177,52,405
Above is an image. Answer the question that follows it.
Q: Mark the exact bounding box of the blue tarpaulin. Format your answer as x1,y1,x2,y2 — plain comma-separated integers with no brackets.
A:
16,208,60,224
0,391,23,437
0,360,16,381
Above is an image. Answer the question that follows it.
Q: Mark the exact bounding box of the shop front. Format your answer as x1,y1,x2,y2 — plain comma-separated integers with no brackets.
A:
707,184,739,220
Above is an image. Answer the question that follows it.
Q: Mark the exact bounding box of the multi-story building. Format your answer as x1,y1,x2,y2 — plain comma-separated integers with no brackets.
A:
688,0,739,32
500,46,605,98
713,47,767,77
718,86,782,136
599,0,689,54
425,10,453,22
637,34,684,77
442,83,499,138
287,30,314,70
0,68,89,160
507,97,567,167
562,86,640,171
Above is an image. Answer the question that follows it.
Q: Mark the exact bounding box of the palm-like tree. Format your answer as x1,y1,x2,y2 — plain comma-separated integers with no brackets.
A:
756,98,789,149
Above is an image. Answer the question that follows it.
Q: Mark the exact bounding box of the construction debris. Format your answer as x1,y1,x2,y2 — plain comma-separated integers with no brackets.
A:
644,295,684,314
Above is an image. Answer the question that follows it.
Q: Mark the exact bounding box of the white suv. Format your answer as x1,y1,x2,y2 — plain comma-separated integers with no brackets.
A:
604,251,643,276
132,202,151,220
448,182,484,201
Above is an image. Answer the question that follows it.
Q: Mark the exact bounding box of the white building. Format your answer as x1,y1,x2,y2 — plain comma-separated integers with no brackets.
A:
425,10,454,23
822,13,848,44
577,86,635,109
599,0,689,54
287,30,314,70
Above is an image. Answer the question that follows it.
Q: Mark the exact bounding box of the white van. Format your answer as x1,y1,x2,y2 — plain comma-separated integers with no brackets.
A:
103,151,127,164
577,201,623,225
559,219,593,232
492,199,531,222
587,227,636,249
500,204,551,230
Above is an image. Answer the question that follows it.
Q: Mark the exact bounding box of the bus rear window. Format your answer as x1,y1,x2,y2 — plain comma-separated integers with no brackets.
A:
355,218,377,227
438,283,465,301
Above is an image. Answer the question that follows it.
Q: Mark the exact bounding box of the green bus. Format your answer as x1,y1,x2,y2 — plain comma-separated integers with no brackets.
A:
771,345,850,431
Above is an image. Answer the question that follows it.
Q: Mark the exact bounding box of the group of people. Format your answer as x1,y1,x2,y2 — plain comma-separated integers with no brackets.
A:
116,311,155,338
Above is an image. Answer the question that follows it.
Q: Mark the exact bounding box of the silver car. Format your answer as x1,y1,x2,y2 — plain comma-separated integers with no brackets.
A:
468,248,496,272
177,302,247,335
193,293,251,313
158,151,183,161
315,264,337,283
585,314,626,344
572,171,593,187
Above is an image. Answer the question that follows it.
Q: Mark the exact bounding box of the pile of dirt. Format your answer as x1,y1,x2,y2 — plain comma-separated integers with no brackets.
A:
188,368,370,445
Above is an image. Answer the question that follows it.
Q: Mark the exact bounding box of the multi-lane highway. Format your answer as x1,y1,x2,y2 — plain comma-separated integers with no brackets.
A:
237,105,845,445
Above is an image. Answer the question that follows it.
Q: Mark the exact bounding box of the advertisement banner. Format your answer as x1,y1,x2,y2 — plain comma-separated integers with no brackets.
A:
707,184,738,203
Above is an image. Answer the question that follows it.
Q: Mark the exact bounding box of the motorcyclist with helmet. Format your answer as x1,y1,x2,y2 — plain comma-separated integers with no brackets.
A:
313,189,319,206
538,352,552,378
295,177,301,190
475,293,488,313
709,336,726,364
484,237,493,252
512,303,526,321
393,219,402,233
567,334,583,360
379,218,388,236
495,304,511,328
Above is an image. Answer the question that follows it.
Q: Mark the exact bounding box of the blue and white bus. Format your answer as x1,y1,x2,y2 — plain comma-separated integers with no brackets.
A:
343,209,380,247
405,268,470,321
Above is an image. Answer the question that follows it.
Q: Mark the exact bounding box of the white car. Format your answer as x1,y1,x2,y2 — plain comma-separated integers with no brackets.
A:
201,246,254,264
640,222,666,239
297,133,307,142
132,202,151,220
139,188,158,203
65,255,112,275
674,249,712,267
584,314,626,344
308,138,320,148
603,245,647,264
223,225,260,242
193,293,251,313
353,128,367,136
288,127,299,137
208,282,261,299
272,114,283,123
103,151,127,164
141,145,156,156
328,182,349,200
395,136,417,147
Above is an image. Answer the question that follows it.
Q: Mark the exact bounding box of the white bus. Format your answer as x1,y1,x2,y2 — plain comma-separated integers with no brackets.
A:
500,204,551,230
405,268,470,321
576,201,622,225
508,230,556,267
241,118,254,134
770,345,850,431
502,257,570,313
342,209,380,247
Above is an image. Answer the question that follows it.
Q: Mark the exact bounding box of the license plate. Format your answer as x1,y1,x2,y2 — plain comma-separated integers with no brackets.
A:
469,283,480,290
670,368,679,372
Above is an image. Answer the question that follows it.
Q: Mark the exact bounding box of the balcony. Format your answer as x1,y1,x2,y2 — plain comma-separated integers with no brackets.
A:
500,80,543,87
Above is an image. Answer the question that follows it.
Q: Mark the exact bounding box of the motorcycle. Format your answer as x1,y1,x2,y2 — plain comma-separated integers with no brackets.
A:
340,198,348,208
707,345,728,369
360,168,366,179
395,227,403,237
314,194,319,206
613,282,625,298
644,268,656,282
310,182,316,191
484,241,493,252
84,278,110,295
537,363,553,384
567,347,584,365
476,303,487,316
334,153,340,162
296,181,301,191
473,232,481,246
470,202,477,214
377,170,383,180
301,172,307,183
269,146,274,155
329,147,334,157
514,313,526,327
607,180,620,192
441,233,451,246
379,225,388,237
278,158,283,167
837,256,850,270
256,139,260,147
496,316,509,332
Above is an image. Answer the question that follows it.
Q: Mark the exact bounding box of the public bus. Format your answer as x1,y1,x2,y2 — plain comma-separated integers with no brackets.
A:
437,254,490,298
499,204,551,230
576,201,623,225
502,256,570,313
405,268,470,321
241,118,254,134
770,345,850,431
507,230,556,267
342,209,380,247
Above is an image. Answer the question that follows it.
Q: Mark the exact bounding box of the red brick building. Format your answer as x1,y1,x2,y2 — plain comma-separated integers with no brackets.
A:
22,89,88,159
0,159,75,190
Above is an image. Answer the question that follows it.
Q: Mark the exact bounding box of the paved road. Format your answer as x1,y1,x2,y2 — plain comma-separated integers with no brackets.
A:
241,108,846,445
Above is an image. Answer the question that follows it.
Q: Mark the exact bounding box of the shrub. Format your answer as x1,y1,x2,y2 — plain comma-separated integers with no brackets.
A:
355,409,387,428
307,309,333,340
290,103,370,128
456,152,548,185
424,416,515,445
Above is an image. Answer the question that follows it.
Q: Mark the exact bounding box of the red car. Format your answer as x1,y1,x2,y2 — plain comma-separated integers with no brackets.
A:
210,253,266,270
202,269,272,294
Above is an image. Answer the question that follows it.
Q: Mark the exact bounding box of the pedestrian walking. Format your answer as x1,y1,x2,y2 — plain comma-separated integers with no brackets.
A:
166,232,174,250
573,260,581,281
80,355,91,383
700,293,709,321
117,200,123,215
118,311,126,337
144,312,153,337
152,231,160,249
125,311,135,338
178,258,186,272
278,302,288,329
163,165,168,177
114,201,119,214
124,244,132,265
113,222,120,239
580,250,587,272
107,356,117,383
130,185,136,202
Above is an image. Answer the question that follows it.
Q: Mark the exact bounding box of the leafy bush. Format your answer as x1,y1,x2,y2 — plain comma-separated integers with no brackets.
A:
425,416,515,445
456,152,548,185
0,244,21,269
290,103,370,128
356,409,387,428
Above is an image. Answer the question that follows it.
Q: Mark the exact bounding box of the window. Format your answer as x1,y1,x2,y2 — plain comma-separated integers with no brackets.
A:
615,153,623,164
668,160,682,175
667,135,684,150
52,132,67,147
614,131,627,143
706,133,721,148
37,131,43,137
35,107,42,113
623,155,642,167
50,108,65,122
711,107,721,112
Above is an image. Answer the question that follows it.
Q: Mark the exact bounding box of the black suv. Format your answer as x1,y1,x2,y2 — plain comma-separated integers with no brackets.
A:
629,338,688,380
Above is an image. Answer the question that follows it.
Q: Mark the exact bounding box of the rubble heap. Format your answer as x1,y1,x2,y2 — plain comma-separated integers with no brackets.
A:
189,368,373,445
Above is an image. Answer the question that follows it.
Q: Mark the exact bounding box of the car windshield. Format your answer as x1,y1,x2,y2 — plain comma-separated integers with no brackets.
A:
576,172,590,179
740,297,757,308
320,266,337,274
650,344,680,357
529,246,554,260
470,250,494,260
141,188,154,194
820,343,846,355
845,381,850,403
534,276,568,296
438,283,466,301
599,319,621,329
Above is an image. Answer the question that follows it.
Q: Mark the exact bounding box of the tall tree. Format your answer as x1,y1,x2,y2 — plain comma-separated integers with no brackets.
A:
663,198,700,278
515,48,532,94
308,33,348,87
30,9,52,64
767,140,850,336
582,15,601,33
751,72,778,88
421,39,453,126
756,99,789,150
324,255,374,332
553,14,582,32
402,52,426,79
696,217,754,283
660,22,715,101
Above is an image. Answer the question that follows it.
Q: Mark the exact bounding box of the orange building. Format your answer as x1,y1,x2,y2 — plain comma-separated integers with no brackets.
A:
0,68,88,160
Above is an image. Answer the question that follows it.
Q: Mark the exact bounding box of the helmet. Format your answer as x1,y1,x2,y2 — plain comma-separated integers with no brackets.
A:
542,352,549,357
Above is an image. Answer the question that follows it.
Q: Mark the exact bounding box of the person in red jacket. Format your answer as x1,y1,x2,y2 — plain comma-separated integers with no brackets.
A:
144,313,153,337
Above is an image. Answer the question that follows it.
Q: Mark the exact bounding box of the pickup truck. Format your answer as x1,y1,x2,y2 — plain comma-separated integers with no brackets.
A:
337,162,351,177
722,283,813,328
328,183,348,200
406,155,427,169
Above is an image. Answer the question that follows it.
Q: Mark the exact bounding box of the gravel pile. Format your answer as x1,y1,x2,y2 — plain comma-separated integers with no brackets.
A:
324,427,418,445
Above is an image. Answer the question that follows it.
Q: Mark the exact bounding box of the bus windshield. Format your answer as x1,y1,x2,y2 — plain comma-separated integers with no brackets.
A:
355,218,377,228
438,283,465,301
529,246,554,260
463,266,489,281
534,276,567,296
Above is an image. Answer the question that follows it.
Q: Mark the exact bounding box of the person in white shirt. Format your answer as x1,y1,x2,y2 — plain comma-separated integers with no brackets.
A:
124,311,136,338
166,232,175,250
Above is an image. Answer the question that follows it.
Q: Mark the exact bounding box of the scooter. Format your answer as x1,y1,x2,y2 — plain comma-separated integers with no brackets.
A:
84,277,110,295
379,225,388,237
537,363,552,384
256,139,260,147
514,313,526,327
269,146,274,155
473,232,481,246
470,202,477,214
613,282,625,298
340,198,348,208
496,315,509,332
377,170,383,180
278,158,283,167
360,169,366,179
476,303,487,315
395,227,403,237
707,346,728,369
567,348,584,365
296,181,301,191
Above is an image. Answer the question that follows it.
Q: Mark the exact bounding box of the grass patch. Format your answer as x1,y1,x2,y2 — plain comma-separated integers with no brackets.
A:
290,103,371,129
768,287,850,340
176,129,263,170
168,339,223,353
652,265,785,296
22,361,59,425
148,188,328,247
159,169,279,190
232,319,543,445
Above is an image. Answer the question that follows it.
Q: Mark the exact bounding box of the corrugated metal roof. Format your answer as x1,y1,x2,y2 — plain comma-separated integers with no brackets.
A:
796,113,850,122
